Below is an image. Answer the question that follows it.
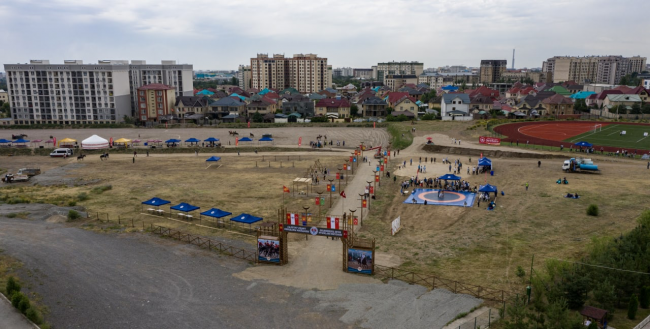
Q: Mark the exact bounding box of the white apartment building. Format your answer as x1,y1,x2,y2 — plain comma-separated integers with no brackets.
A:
250,53,331,93
4,60,131,124
374,61,424,83
4,59,193,125
542,55,647,84
237,64,251,90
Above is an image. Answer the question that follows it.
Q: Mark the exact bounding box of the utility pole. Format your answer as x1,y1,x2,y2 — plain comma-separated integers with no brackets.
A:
337,166,343,191
372,170,378,191
316,191,324,222
366,180,373,209
303,206,310,240
328,178,334,208
349,208,357,237
358,193,364,227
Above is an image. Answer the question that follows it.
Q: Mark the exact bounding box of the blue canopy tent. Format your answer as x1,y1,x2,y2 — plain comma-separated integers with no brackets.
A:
185,137,201,146
13,138,30,144
141,197,171,213
258,136,273,144
238,137,253,142
0,139,12,145
206,156,221,162
199,208,232,225
204,137,219,147
165,138,181,147
230,213,263,232
574,141,593,148
170,202,200,220
479,184,498,196
478,157,493,170
438,174,461,181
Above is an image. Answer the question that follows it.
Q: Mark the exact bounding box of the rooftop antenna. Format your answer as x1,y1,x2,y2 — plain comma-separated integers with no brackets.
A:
512,49,515,69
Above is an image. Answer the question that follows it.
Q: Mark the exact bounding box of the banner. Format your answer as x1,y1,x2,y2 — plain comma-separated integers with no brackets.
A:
343,164,347,170
391,216,401,236
478,136,501,145
282,224,347,238
315,197,320,205
236,137,239,146
369,186,374,194
327,217,340,229
286,213,300,225
362,199,367,208
350,156,354,162
384,158,387,164
336,173,340,179
375,175,380,182
298,137,302,146
327,184,331,191
380,165,384,172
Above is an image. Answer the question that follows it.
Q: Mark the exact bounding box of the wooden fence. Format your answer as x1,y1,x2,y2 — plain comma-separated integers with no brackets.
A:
374,265,514,303
150,224,257,262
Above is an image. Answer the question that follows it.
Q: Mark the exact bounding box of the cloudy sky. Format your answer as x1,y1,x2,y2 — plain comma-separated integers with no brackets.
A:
1,0,649,70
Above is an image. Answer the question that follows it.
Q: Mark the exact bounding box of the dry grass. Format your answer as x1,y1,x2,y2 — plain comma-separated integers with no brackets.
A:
362,155,650,293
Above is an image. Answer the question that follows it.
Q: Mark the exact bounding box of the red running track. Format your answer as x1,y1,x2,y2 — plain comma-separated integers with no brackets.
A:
493,121,649,153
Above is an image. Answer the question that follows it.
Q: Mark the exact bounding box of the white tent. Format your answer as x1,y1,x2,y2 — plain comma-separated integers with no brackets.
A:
81,135,109,150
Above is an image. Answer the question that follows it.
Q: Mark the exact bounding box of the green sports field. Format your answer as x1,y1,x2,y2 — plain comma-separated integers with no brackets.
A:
565,124,650,150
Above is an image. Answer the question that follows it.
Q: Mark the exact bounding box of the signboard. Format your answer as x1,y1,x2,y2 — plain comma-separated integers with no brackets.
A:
336,173,340,179
350,156,354,162
391,216,401,236
348,248,373,274
282,224,347,238
384,158,387,164
478,136,501,145
327,184,331,191
375,175,380,182
369,186,374,194
258,236,280,263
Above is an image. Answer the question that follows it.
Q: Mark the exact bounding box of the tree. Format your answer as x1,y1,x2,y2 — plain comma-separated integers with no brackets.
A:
628,294,639,320
592,279,617,316
5,276,21,298
350,104,359,117
252,111,263,123
421,90,437,104
460,81,467,91
630,103,642,114
230,77,239,86
503,295,528,329
386,107,393,115
640,286,650,309
573,99,589,113
311,116,329,122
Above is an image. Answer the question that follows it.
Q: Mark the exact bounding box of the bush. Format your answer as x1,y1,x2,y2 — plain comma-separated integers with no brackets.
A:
421,113,436,121
6,213,17,218
26,307,43,324
515,266,526,278
628,294,639,320
11,292,23,308
67,210,81,221
18,295,30,314
77,192,89,201
587,204,599,216
68,201,77,207
5,276,21,297
640,286,650,309
91,185,112,194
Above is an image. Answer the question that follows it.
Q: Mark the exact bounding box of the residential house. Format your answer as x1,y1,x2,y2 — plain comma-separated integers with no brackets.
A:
602,94,642,111
466,85,500,100
512,95,547,116
441,93,471,117
427,96,443,111
361,96,388,117
385,74,418,91
594,90,624,108
136,84,176,122
314,98,351,118
386,92,410,108
398,87,423,100
175,96,210,119
565,84,584,94
470,94,494,112
282,100,314,117
626,86,650,103
209,96,246,119
209,90,229,101
317,89,337,98
393,96,418,116
541,94,574,116
246,95,277,117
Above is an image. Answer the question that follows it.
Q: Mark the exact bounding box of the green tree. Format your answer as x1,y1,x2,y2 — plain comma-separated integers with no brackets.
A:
628,294,639,320
311,116,329,122
503,295,528,329
460,81,467,91
592,279,617,315
630,103,642,114
230,77,239,86
421,90,437,104
350,104,359,117
620,75,629,86
252,111,263,123
386,107,394,115
639,286,650,309
5,276,21,298
573,99,589,113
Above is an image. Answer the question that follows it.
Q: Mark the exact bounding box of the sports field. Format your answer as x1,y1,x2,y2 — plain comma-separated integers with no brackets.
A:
564,123,650,150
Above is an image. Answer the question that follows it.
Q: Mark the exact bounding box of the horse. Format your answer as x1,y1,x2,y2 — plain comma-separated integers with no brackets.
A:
100,153,109,161
77,154,86,161
250,133,254,138
316,135,322,140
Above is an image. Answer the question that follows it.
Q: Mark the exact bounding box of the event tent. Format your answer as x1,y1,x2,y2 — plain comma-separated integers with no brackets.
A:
574,141,593,148
206,156,221,162
170,202,200,219
259,137,273,142
438,174,461,181
238,137,253,142
185,138,201,144
200,208,232,223
13,138,29,144
0,139,12,144
478,157,492,168
141,197,171,212
479,184,498,195
114,138,131,144
59,138,76,147
165,139,181,143
230,213,263,232
204,137,219,142
81,135,109,150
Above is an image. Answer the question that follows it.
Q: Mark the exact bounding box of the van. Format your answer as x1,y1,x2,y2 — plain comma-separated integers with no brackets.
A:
50,148,73,157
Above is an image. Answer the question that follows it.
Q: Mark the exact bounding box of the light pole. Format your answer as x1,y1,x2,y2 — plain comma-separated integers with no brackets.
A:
349,208,357,234
360,142,365,163
328,178,335,208
366,180,373,209
316,190,324,221
358,193,365,227
303,206,310,240
337,166,343,191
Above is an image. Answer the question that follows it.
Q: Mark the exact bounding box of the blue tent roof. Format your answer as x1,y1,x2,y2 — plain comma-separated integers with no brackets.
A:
230,213,263,224
13,138,29,143
258,88,271,95
185,138,201,143
438,174,461,180
204,137,219,142
0,139,12,143
206,156,221,162
259,137,273,142
196,90,214,96
479,184,498,193
142,197,171,206
200,208,232,219
441,85,459,91
238,137,253,142
165,139,181,143
170,202,200,212
478,157,492,166
574,141,593,147
230,93,246,100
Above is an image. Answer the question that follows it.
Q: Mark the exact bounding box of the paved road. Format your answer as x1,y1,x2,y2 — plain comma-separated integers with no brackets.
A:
0,218,348,329
0,295,37,329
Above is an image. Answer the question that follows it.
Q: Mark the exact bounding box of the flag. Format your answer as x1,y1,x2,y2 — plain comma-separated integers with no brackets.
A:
384,157,387,164
369,186,374,194
298,137,302,146
321,197,325,204
248,121,250,128
375,175,380,182
380,165,384,172
336,173,340,179
327,216,339,229
362,199,367,208
373,122,376,128
315,197,320,205
236,137,239,146
283,186,290,193
343,164,347,170
331,184,336,192
326,184,331,191
350,156,354,162
286,213,299,225
376,166,380,171
340,190,346,198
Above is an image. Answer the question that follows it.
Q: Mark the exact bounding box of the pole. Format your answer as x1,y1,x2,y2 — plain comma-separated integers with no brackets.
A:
328,179,334,208
358,193,364,227
366,181,372,210
528,254,534,304
316,191,323,222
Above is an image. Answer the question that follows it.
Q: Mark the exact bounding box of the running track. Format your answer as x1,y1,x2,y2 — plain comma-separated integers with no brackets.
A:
493,121,650,153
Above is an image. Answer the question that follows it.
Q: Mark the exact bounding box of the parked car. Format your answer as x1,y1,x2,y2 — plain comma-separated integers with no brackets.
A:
50,148,73,157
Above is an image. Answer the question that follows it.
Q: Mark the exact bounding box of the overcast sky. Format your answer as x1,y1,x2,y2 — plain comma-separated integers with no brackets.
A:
1,0,649,71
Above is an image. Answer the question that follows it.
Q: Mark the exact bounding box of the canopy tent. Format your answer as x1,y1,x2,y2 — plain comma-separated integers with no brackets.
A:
81,135,109,150
204,137,220,146
13,138,30,143
238,137,253,142
479,184,498,195
574,141,593,148
185,138,201,145
141,197,171,212
512,112,526,117
170,202,200,219
132,139,142,145
478,157,492,167
58,138,76,147
114,137,131,144
206,156,221,162
0,139,12,144
200,208,232,224
438,174,461,181
165,139,181,143
44,139,54,144
31,139,43,144
258,137,273,143
230,213,263,232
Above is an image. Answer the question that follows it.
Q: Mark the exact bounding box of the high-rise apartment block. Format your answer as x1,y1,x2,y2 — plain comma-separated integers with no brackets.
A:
136,84,176,122
542,55,647,84
3,59,193,125
479,60,507,84
250,54,331,93
237,64,251,90
374,61,423,83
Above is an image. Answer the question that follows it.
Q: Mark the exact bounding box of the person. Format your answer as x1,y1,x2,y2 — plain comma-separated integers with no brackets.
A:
393,176,397,183
556,178,562,184
132,156,135,164
538,160,541,167
647,161,649,169
525,182,529,191
410,159,412,166
146,150,149,157
566,193,574,198
424,200,427,205
575,193,579,198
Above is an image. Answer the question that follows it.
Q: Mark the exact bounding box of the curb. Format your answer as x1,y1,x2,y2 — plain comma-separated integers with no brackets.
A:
0,292,41,329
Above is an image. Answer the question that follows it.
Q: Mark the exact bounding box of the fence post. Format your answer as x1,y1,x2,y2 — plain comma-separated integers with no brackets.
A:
489,308,491,327
131,218,134,227
208,240,211,250
391,267,394,279
118,216,121,225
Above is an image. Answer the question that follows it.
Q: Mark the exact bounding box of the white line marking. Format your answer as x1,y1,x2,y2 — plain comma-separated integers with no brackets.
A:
636,136,648,143
569,124,618,142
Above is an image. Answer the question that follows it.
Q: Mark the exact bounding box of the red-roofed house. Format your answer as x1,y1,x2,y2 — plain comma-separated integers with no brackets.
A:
393,96,419,116
137,84,176,122
626,86,650,102
542,94,574,116
315,98,351,118
386,92,410,107
468,86,500,100
246,96,277,116
595,90,623,108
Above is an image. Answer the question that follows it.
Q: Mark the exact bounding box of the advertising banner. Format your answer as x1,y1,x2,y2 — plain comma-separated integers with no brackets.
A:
258,238,280,263
348,248,373,274
478,136,501,145
283,224,347,238
391,216,401,236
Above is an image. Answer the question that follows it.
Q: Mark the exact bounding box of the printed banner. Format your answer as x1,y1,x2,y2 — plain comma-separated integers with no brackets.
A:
283,224,347,238
348,248,373,274
327,216,340,229
298,137,302,146
391,216,401,236
478,136,501,145
286,213,300,225
258,238,280,263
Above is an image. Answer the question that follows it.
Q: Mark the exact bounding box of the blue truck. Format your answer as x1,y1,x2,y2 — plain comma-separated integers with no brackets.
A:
562,158,599,173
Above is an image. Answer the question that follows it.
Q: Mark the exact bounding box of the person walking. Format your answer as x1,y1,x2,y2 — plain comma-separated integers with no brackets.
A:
525,182,529,191
538,160,541,168
132,156,135,164
647,161,649,169
133,150,137,157
410,159,412,166
146,150,149,157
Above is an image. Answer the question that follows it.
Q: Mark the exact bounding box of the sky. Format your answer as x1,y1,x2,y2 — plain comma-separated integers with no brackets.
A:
1,0,649,71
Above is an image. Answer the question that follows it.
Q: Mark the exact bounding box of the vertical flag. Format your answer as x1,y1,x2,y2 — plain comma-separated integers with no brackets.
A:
283,186,290,193
331,185,336,192
298,137,302,146
336,173,340,179
343,164,347,170
327,217,340,229
373,122,376,128
375,175,380,182
320,196,325,204
326,184,331,191
350,156,354,162
384,157,388,164
376,166,380,172
362,199,367,208
380,165,384,172
315,197,320,205
369,186,374,194
236,137,239,146
286,213,300,225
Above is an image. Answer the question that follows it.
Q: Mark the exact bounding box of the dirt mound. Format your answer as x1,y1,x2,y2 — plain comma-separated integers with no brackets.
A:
46,214,67,223
422,144,565,159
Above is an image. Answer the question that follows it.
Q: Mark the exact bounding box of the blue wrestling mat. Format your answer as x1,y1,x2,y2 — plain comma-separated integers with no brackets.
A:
403,189,476,207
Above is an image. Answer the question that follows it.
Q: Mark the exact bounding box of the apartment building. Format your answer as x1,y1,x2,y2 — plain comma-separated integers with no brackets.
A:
479,60,507,84
250,53,330,93
237,65,251,90
384,75,418,91
126,60,193,115
418,72,478,89
374,61,424,83
542,55,647,84
4,60,131,125
136,84,176,122
353,69,373,79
